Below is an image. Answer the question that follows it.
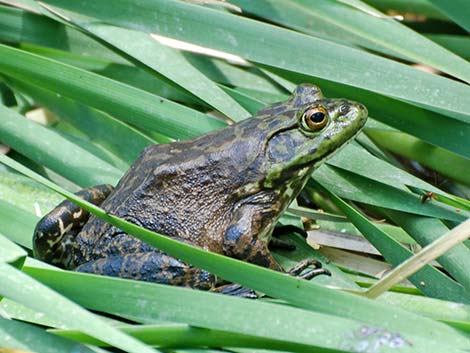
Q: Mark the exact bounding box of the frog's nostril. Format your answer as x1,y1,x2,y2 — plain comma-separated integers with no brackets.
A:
339,104,349,114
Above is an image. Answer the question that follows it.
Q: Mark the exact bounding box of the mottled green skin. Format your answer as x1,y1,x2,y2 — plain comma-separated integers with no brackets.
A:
33,84,367,289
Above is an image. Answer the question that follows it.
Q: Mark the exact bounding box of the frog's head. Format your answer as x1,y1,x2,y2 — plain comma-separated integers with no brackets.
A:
263,84,368,187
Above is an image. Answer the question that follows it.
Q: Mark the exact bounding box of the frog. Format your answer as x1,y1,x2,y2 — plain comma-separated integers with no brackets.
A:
33,84,367,291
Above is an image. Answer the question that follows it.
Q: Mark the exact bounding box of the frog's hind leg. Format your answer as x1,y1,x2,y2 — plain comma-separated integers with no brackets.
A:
33,184,113,268
75,251,216,290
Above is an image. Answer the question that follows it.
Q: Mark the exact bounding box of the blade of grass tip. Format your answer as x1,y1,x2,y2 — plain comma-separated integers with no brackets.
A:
2,156,468,345
365,218,470,299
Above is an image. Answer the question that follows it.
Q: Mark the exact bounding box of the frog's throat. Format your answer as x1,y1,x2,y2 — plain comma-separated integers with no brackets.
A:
263,127,363,189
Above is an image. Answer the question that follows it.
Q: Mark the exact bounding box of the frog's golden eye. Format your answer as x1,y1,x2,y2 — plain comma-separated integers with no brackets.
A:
301,106,329,132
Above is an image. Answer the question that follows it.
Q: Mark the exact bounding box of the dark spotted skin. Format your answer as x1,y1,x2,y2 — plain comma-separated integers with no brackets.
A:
33,185,113,267
33,84,368,290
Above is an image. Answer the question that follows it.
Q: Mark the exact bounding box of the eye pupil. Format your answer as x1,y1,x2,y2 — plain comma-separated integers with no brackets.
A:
310,112,325,123
301,106,329,132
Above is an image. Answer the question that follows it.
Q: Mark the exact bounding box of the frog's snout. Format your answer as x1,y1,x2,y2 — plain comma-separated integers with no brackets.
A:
344,102,368,126
356,103,368,119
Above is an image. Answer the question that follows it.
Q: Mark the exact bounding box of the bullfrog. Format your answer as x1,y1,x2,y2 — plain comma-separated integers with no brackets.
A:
33,84,367,290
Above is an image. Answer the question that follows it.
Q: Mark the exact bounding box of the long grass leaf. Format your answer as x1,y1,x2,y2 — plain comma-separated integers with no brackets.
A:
0,103,122,186
26,266,465,353
0,317,98,353
0,262,160,353
0,44,225,139
231,0,470,82
77,23,250,121
315,166,467,222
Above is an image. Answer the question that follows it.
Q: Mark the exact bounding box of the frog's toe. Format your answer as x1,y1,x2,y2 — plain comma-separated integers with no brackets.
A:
288,258,331,279
299,267,331,279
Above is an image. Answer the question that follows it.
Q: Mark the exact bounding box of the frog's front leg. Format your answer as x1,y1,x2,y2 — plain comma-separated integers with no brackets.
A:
223,203,329,278
33,184,113,268
223,203,284,271
75,251,216,290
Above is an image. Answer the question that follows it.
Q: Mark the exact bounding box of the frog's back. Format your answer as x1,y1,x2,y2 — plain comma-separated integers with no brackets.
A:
72,118,268,266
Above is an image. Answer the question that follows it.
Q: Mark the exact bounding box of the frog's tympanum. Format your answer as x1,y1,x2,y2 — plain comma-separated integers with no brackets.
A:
33,84,367,290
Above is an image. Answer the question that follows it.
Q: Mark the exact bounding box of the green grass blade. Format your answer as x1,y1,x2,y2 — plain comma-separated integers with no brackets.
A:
25,266,466,353
315,165,467,222
427,34,470,59
0,4,128,63
2,154,467,348
0,169,62,214
76,23,250,121
0,234,26,267
379,292,470,330
231,0,470,82
22,43,204,108
0,200,37,248
52,323,314,350
10,78,153,166
366,129,470,185
330,143,446,194
0,317,98,353
0,44,225,139
0,262,161,353
0,103,122,186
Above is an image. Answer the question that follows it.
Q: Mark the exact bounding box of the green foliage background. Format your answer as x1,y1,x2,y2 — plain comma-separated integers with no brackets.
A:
0,1,469,352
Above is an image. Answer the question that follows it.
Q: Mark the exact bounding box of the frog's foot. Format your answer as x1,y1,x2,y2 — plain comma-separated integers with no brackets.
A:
212,283,258,298
75,252,216,289
212,259,330,298
33,184,114,268
288,259,331,279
